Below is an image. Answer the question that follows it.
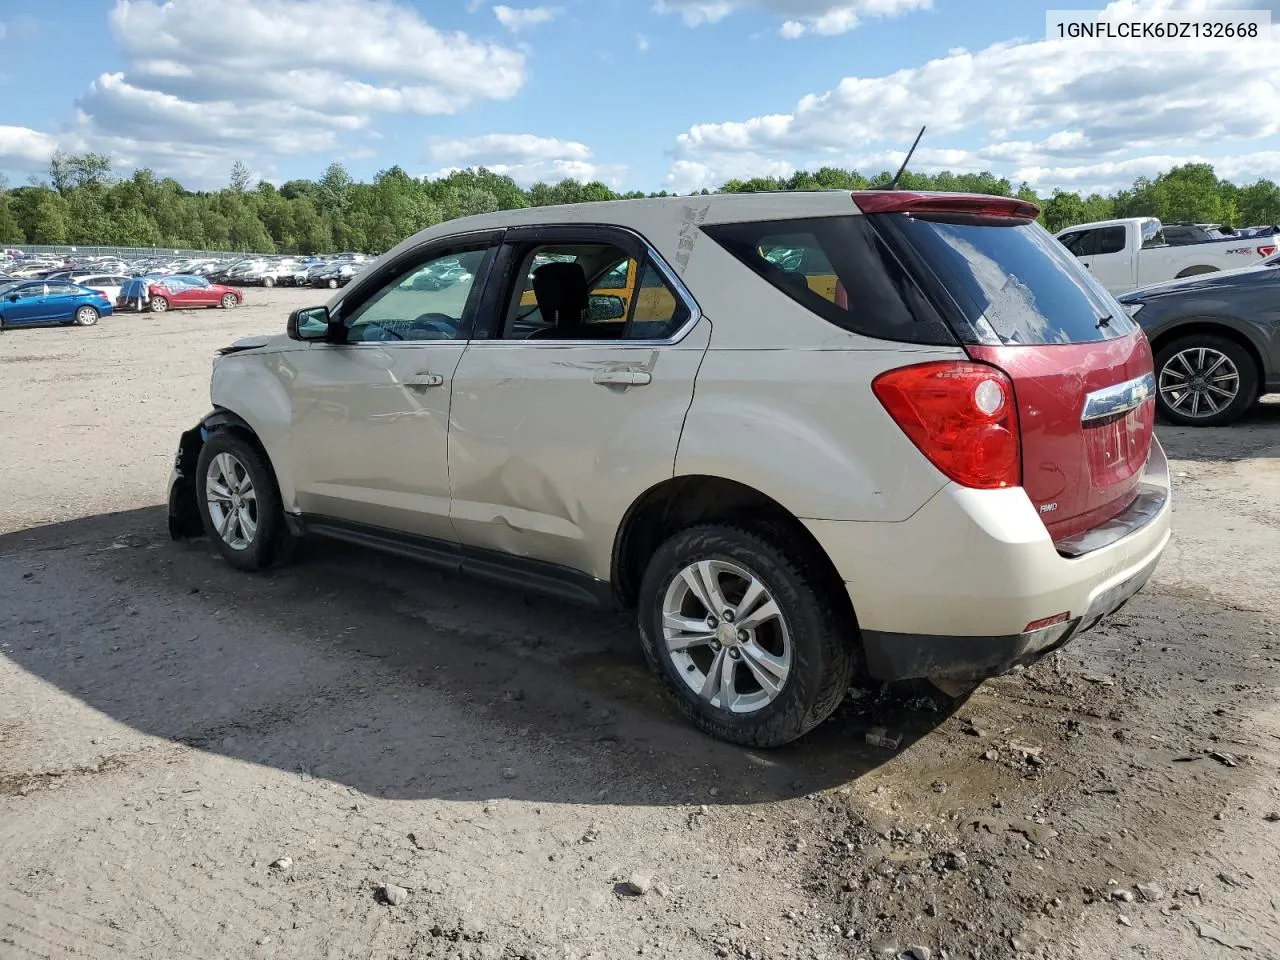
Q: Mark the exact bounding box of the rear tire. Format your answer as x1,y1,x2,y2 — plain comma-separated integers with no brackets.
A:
195,430,290,572
1154,334,1257,427
74,305,99,326
637,524,856,747
262,277,275,288
150,296,169,313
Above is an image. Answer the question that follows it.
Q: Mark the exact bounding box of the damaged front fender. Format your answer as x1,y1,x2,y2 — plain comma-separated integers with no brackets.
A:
168,422,206,540
167,409,261,541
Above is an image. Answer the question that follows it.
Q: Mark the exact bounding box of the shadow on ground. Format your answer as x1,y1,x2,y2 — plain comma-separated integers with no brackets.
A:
1157,396,1280,462
0,506,961,808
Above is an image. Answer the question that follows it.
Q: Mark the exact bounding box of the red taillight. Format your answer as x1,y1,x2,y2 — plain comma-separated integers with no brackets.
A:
1257,245,1275,257
852,190,1039,222
872,361,1021,489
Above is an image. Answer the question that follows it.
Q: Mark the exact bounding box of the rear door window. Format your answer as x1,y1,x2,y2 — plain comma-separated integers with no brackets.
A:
1058,230,1096,257
702,216,956,345
882,214,1137,345
1096,225,1126,255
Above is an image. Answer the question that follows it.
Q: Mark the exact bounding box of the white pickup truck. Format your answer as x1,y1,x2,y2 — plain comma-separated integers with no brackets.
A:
1055,217,1277,295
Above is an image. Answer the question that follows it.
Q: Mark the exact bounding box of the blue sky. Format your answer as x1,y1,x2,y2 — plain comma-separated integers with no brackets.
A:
2,0,1279,195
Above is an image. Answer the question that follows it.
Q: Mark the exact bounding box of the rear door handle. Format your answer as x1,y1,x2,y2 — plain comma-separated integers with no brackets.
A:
406,373,445,389
592,369,652,387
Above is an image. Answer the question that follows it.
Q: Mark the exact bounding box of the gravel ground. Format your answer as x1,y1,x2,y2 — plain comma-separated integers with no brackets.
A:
2,289,1278,960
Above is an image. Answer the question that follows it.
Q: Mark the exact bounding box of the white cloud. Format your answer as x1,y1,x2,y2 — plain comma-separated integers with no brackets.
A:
637,33,652,51
18,0,530,185
427,134,593,166
668,13,1280,191
493,4,562,30
657,0,931,35
425,134,623,187
0,125,60,168
665,154,795,192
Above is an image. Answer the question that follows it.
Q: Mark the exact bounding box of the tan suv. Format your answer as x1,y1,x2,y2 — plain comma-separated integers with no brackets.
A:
168,191,1171,746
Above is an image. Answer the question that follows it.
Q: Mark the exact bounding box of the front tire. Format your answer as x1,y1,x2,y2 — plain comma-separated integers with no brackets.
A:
262,276,274,288
327,278,338,289
220,293,238,309
150,296,169,313
638,524,856,747
195,431,289,572
1155,334,1257,427
74,305,99,326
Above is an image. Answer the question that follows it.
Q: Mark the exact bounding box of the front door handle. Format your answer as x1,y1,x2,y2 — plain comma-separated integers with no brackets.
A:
592,369,652,387
406,373,445,389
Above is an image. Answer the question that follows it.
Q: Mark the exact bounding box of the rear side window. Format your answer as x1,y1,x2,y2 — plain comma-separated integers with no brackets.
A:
1096,225,1126,255
881,214,1137,345
702,216,955,345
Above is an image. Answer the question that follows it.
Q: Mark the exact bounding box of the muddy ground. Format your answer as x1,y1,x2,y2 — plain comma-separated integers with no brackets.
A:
2,290,1278,960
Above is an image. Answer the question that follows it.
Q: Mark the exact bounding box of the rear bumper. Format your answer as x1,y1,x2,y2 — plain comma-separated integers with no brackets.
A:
805,437,1172,681
861,546,1161,681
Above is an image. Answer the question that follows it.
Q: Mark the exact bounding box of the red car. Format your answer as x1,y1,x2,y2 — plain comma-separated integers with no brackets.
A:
140,276,243,312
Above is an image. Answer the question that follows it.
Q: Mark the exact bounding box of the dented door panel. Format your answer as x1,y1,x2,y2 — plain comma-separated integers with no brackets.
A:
447,318,711,580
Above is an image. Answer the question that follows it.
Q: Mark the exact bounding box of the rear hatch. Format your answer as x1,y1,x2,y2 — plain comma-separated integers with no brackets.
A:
859,193,1155,543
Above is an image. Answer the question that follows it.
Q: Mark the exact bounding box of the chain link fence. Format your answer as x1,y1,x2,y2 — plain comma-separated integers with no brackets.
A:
6,244,251,260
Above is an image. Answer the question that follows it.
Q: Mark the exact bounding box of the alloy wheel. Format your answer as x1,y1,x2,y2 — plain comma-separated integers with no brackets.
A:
661,559,792,714
75,306,98,326
1159,347,1240,419
205,452,258,551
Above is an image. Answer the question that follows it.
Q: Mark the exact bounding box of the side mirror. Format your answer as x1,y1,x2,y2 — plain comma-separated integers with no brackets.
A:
587,294,626,321
288,305,331,341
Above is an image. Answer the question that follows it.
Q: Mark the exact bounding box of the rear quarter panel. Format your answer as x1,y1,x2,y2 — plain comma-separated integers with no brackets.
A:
669,232,959,522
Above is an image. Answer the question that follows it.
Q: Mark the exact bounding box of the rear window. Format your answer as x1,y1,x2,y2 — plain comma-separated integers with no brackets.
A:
880,214,1137,345
702,216,955,345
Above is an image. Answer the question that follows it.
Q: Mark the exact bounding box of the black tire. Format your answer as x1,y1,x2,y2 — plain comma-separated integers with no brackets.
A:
150,295,169,313
262,276,274,288
637,524,856,747
220,293,238,309
1154,333,1258,427
74,305,99,326
194,430,290,572
327,278,338,289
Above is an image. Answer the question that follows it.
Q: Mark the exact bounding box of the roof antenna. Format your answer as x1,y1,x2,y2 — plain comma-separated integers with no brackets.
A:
879,125,926,190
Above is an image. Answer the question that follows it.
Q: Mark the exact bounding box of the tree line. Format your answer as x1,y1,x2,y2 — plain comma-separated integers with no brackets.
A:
1,152,1277,254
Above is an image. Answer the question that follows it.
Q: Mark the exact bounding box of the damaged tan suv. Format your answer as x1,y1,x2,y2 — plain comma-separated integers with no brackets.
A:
168,192,1171,747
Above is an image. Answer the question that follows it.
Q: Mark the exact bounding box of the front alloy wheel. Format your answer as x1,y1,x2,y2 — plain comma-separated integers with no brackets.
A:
221,293,238,308
205,452,258,551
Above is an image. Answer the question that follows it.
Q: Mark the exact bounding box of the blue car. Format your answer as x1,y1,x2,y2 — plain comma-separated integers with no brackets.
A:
0,279,113,330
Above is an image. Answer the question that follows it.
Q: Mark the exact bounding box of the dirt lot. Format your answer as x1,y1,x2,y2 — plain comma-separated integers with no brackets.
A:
2,289,1279,960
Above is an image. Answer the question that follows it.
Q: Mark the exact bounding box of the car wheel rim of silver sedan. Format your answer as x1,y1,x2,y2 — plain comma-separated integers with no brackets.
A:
1159,347,1239,418
206,453,258,552
661,559,792,714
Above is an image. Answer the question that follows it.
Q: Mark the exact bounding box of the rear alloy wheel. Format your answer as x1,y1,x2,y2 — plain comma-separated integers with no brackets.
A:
150,296,170,313
74,305,99,326
1155,334,1258,427
220,293,238,309
638,524,855,747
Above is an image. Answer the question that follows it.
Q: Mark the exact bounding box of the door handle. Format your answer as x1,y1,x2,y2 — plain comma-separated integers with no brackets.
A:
592,369,652,387
405,373,445,389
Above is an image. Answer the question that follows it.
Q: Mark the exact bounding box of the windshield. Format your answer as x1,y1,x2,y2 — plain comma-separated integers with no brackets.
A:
884,214,1138,345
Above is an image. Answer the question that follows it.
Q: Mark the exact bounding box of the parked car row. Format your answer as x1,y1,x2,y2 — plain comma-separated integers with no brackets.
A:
0,278,114,329
1054,215,1280,425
